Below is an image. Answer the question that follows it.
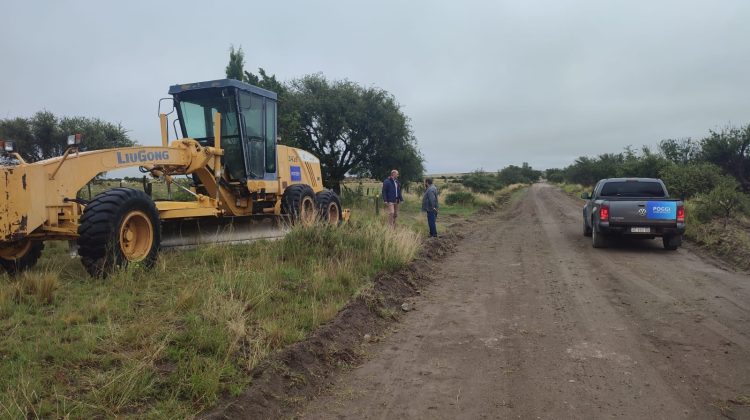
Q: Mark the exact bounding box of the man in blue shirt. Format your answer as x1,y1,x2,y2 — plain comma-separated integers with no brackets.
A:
381,169,403,228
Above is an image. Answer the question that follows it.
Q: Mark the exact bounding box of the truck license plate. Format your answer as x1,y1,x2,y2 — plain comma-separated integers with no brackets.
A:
631,227,651,233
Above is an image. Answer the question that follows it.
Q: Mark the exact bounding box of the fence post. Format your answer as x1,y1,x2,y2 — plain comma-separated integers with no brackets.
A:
374,195,380,215
87,183,92,200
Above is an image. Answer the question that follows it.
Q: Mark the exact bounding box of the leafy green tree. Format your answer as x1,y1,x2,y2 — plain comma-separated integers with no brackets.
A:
0,111,135,162
618,146,670,178
461,170,498,194
698,124,750,191
659,138,700,164
226,46,246,81
223,47,423,188
364,136,424,186
461,163,540,193
225,45,291,142
497,163,540,186
564,154,624,185
282,74,423,190
544,168,565,183
659,162,728,199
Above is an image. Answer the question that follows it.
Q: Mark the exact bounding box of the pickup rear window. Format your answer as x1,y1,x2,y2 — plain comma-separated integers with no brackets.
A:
600,181,666,198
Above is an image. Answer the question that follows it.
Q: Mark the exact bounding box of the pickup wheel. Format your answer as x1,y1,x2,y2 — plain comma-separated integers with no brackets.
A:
582,220,592,237
663,235,682,251
592,226,607,248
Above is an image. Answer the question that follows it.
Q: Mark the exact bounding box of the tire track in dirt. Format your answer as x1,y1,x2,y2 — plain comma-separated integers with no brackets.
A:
300,184,750,419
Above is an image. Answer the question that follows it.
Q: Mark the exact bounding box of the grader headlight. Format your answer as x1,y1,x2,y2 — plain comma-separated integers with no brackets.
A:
1,140,14,152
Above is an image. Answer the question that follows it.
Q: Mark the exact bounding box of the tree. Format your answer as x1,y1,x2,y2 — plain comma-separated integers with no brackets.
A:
365,136,424,185
564,153,624,185
225,45,291,138
544,168,565,183
222,48,423,188
0,111,135,162
699,124,750,192
461,170,498,194
658,138,700,164
226,46,246,81
618,146,670,179
659,162,729,199
282,74,423,190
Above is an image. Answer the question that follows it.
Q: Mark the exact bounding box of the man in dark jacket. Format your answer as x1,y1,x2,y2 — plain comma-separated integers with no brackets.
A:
382,169,403,228
421,178,439,237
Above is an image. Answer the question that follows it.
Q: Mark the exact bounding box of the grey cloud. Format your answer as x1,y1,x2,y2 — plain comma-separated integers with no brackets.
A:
1,0,748,174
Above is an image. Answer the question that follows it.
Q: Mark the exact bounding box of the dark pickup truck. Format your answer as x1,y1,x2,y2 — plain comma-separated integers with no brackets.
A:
581,178,685,250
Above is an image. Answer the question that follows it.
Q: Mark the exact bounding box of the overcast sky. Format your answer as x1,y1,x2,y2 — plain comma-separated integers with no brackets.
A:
1,0,749,174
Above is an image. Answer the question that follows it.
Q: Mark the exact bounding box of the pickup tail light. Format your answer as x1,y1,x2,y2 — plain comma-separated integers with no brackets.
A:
677,205,685,223
599,204,609,222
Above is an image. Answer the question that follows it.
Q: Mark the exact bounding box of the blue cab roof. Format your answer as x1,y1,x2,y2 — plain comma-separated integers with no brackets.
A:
168,79,277,100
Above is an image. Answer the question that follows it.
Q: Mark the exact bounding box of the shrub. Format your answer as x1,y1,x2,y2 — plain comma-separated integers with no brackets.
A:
693,179,750,227
461,170,498,194
445,191,476,205
545,168,565,183
340,183,367,207
660,162,727,199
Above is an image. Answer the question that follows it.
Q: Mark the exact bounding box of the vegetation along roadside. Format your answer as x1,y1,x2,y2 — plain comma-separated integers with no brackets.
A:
547,123,750,271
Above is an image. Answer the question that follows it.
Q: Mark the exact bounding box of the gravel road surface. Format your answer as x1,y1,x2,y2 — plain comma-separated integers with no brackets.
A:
300,183,750,419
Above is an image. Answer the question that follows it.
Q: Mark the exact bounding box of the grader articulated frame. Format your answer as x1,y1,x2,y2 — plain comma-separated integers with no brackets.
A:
0,79,346,277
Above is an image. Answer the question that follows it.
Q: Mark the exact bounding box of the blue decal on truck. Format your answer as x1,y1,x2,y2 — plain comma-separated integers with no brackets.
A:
290,165,302,181
646,201,677,219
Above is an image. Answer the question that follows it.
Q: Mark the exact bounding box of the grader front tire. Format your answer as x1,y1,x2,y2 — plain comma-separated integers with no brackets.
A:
77,188,160,278
0,240,44,275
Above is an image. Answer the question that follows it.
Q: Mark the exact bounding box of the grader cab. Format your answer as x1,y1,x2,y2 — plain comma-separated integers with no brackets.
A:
0,79,345,277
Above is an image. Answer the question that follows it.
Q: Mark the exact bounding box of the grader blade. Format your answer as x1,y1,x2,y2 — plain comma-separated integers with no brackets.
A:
160,216,289,249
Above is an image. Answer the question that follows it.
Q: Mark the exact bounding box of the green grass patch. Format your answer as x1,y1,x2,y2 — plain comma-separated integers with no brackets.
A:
0,221,421,418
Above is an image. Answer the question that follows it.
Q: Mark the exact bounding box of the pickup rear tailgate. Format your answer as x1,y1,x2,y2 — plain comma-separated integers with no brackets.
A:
608,200,678,225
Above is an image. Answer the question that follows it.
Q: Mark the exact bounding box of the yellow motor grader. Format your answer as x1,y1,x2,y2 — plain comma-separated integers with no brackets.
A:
0,79,346,277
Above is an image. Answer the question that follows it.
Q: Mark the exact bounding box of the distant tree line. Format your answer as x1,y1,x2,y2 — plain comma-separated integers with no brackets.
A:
545,124,750,224
225,46,424,192
0,111,135,163
461,162,542,194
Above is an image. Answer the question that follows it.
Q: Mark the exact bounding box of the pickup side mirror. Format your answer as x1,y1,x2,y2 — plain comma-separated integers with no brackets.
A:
580,192,591,200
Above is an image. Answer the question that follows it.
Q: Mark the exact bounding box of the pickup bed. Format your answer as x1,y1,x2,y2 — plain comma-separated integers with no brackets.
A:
581,178,685,250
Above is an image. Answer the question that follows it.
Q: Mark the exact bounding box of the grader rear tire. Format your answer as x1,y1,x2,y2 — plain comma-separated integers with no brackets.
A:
315,190,342,225
282,184,317,226
0,240,44,275
77,188,160,278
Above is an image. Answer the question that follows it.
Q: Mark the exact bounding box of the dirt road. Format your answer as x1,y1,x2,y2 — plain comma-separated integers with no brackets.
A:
300,183,750,419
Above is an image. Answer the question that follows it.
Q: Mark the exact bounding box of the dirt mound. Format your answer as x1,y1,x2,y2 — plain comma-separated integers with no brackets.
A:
202,233,459,419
